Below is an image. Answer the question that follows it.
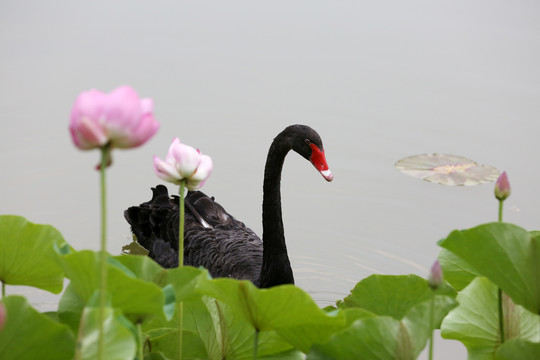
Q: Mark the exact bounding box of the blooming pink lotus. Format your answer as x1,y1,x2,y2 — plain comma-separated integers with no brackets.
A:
69,86,159,150
153,138,213,190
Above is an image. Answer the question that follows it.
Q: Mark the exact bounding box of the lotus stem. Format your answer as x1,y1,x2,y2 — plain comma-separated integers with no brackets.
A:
137,322,144,360
177,301,184,360
1,281,4,298
253,329,259,360
429,297,434,360
497,198,505,344
177,180,186,360
498,288,505,343
179,180,185,268
98,145,110,360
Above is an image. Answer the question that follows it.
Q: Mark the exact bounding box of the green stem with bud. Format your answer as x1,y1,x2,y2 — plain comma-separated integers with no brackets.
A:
497,199,505,344
498,200,504,223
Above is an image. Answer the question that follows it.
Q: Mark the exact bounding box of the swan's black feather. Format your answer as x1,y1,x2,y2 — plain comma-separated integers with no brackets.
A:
124,185,263,285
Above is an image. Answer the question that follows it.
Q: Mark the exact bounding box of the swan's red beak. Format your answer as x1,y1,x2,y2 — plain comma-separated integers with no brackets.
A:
309,143,334,182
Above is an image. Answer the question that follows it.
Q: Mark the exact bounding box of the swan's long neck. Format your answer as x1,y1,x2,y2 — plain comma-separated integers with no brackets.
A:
258,133,294,288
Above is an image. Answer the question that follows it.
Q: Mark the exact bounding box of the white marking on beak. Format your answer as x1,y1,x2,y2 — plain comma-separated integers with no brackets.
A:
321,169,334,182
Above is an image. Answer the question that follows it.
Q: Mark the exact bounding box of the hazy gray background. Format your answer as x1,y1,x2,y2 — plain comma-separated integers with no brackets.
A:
2,1,539,358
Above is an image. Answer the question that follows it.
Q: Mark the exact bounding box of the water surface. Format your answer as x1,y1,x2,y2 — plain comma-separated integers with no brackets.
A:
1,1,539,358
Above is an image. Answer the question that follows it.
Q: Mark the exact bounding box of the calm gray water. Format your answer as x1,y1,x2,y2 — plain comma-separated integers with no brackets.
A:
2,1,539,358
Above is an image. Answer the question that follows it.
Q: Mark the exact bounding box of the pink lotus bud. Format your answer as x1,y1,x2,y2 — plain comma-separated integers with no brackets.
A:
69,86,159,150
494,171,511,201
0,302,5,331
154,138,213,191
428,260,443,290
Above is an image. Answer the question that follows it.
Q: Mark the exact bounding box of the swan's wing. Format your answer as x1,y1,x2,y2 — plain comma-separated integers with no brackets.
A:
151,238,178,268
124,185,177,253
125,186,263,284
184,190,237,228
184,222,262,283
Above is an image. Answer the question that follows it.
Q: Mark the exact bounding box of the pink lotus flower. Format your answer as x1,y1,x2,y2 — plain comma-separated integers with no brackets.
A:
153,138,213,190
69,86,159,150
494,171,511,201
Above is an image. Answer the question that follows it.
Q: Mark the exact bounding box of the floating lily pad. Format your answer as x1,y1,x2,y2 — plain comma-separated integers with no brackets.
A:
395,154,500,186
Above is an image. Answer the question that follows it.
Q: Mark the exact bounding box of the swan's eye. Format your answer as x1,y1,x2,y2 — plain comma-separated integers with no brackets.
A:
305,139,311,145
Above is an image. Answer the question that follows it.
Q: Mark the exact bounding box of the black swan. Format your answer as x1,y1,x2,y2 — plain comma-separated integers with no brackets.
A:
124,124,333,288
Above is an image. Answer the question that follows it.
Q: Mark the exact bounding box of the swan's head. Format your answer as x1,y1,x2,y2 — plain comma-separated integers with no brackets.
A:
286,124,334,182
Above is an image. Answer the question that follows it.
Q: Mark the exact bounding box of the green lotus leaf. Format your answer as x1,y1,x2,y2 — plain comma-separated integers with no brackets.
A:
441,277,540,359
437,248,479,291
114,254,176,320
157,266,207,302
143,353,170,360
337,274,456,319
114,253,165,283
75,301,137,360
196,277,346,353
142,295,296,360
496,338,540,359
309,291,456,360
57,282,86,331
57,250,167,320
440,222,540,314
0,215,68,293
0,295,75,360
307,316,402,360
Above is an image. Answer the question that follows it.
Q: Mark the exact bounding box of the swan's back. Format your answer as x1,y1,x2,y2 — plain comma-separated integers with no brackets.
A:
124,185,263,284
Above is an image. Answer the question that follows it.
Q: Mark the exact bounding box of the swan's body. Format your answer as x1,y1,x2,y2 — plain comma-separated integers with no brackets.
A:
124,124,333,288
125,186,264,283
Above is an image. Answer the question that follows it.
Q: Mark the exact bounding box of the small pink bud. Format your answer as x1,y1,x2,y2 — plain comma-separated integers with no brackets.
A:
494,171,511,201
428,260,443,290
0,302,6,331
